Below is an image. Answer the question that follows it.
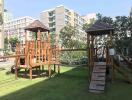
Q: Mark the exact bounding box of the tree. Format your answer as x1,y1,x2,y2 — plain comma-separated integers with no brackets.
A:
9,37,20,52
4,37,9,49
96,13,132,56
50,33,56,45
82,18,95,31
60,25,76,49
60,25,87,65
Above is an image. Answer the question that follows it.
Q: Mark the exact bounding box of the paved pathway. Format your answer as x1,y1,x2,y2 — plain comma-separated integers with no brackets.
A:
0,59,15,70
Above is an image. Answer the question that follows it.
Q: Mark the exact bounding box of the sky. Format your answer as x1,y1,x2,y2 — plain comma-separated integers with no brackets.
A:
4,0,132,19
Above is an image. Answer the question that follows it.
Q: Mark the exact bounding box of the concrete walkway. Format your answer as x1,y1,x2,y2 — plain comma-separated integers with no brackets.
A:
0,58,15,70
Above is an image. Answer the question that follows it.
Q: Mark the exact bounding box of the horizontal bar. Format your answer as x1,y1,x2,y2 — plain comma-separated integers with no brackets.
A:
60,49,87,51
0,55,24,59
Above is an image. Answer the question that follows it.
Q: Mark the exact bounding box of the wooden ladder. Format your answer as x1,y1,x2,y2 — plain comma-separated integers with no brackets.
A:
89,62,106,93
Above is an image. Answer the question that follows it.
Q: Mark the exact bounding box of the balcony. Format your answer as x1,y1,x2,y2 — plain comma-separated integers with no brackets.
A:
48,11,55,17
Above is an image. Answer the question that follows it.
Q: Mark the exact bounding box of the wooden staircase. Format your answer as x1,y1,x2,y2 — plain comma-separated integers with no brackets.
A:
113,56,132,83
89,62,106,93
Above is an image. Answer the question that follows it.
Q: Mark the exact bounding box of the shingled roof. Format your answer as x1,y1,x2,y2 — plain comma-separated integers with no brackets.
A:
25,20,50,32
85,21,114,35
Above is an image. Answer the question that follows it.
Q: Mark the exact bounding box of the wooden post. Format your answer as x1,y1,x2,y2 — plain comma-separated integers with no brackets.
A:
106,46,109,66
15,67,18,80
41,41,43,63
29,67,32,80
15,43,20,79
58,64,60,74
54,64,56,72
15,44,18,79
111,56,115,82
29,42,33,80
48,64,51,77
87,33,91,81
110,30,115,82
37,29,41,40
38,40,41,63
44,42,46,62
25,31,28,67
89,36,92,68
91,36,94,67
42,65,44,71
48,31,51,77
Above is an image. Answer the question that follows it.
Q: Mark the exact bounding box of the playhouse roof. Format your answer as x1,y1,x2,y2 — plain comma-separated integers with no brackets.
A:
85,20,114,35
25,20,50,32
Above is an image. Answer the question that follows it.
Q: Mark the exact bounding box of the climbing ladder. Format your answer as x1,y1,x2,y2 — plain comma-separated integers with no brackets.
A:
89,62,106,93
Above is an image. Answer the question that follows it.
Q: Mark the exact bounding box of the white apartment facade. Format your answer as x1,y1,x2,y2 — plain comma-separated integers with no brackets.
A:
40,5,86,40
4,16,35,44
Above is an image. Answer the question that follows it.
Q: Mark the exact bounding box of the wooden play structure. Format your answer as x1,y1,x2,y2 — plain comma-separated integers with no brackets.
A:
85,21,114,93
86,21,132,93
15,20,60,79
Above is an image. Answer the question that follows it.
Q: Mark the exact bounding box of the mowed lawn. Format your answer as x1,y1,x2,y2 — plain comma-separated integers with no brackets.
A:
0,66,132,100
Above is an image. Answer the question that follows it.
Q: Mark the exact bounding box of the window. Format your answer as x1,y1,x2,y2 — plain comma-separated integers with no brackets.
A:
74,13,79,18
65,15,71,21
49,16,55,22
49,22,55,27
49,10,55,16
65,9,71,15
65,9,69,13
50,28,56,32
65,21,71,26
74,18,78,23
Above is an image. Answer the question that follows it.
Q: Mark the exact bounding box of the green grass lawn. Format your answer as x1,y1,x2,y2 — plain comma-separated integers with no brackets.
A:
0,66,132,100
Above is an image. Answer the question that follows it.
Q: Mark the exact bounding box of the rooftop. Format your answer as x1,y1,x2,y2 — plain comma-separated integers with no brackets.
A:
86,20,114,35
5,16,35,24
25,20,50,32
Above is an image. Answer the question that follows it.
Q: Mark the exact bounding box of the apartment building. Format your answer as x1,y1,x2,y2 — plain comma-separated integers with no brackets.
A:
82,13,97,24
40,5,86,40
4,16,35,44
0,0,4,49
4,9,13,23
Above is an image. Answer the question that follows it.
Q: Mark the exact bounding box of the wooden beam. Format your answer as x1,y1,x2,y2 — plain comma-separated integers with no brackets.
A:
0,55,24,59
60,49,87,51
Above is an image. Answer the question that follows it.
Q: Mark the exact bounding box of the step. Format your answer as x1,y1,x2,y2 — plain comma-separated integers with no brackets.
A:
93,66,106,71
91,74,105,81
90,80,105,85
89,81,105,91
89,89,104,93
94,62,106,66
92,72,106,76
93,68,106,73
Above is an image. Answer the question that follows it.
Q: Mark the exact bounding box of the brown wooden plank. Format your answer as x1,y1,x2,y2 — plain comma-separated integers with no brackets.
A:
94,65,106,68
90,80,105,85
92,72,106,78
93,66,106,70
60,48,87,51
91,75,105,81
0,55,24,59
89,89,104,93
93,69,106,73
89,82,105,90
94,62,106,66
93,72,106,76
